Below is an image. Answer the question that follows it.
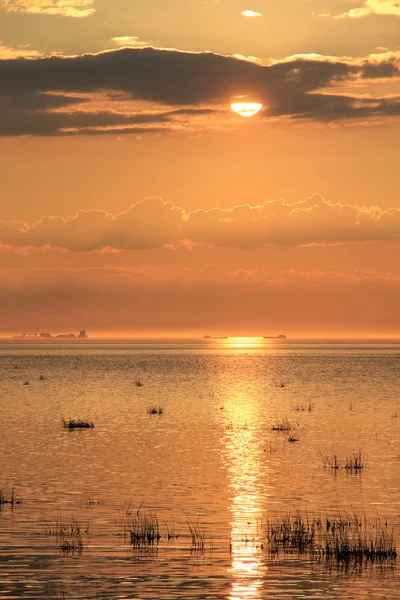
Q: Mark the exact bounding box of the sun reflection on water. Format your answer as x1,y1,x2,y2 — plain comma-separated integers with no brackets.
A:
220,385,269,599
221,337,266,350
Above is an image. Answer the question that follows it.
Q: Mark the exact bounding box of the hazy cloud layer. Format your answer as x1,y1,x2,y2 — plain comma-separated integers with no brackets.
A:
1,265,399,335
2,195,400,251
1,0,95,18
1,47,400,135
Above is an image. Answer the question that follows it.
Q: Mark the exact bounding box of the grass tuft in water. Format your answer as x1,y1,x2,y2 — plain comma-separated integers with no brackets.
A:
119,505,161,546
62,419,94,429
262,510,396,564
147,405,163,415
321,451,364,471
344,451,364,471
321,453,342,469
271,418,293,432
54,517,85,554
129,511,160,546
0,487,21,506
86,495,102,506
187,516,206,553
164,519,179,540
296,403,313,412
264,511,319,554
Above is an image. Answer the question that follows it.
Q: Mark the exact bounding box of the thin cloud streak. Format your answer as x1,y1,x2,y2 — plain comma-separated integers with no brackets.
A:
0,91,218,135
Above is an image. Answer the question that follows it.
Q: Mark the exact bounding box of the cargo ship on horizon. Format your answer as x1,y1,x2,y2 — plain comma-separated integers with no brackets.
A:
14,329,88,339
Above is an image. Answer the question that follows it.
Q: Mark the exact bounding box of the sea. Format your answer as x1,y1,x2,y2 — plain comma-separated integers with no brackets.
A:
0,338,399,599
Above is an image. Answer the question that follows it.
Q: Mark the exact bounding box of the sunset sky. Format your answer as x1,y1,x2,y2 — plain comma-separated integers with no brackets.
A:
1,0,400,338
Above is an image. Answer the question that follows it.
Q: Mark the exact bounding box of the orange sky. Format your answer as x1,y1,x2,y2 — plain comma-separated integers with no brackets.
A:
1,0,400,338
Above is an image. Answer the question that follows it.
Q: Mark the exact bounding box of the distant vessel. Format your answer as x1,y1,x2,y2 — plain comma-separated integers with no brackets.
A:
203,335,228,339
14,329,88,339
263,334,287,340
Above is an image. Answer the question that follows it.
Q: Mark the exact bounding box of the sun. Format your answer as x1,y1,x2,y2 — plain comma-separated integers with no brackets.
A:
231,102,263,117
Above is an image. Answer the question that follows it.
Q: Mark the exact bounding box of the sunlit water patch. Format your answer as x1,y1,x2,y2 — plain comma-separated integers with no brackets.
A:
0,340,400,598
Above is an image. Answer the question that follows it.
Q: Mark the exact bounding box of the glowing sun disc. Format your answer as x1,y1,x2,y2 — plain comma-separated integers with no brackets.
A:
231,102,263,117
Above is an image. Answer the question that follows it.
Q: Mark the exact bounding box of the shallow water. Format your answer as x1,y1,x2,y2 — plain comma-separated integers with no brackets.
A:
0,339,399,599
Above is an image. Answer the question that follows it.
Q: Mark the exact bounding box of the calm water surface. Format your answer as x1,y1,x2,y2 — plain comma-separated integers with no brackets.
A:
0,339,399,599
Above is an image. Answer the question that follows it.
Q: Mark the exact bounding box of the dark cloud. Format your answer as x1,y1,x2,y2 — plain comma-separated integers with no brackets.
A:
0,88,217,135
0,48,260,103
2,195,400,251
0,47,400,135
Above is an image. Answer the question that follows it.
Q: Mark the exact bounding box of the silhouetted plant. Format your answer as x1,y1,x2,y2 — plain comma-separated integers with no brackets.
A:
321,451,364,471
63,419,94,429
86,496,102,506
271,418,293,431
147,406,163,415
344,451,364,471
120,505,161,546
54,517,85,554
187,516,206,553
0,487,21,506
295,403,313,412
262,509,396,563
321,453,342,469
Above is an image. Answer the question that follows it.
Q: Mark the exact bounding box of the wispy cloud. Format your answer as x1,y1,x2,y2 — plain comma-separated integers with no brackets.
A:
1,258,399,335
0,0,95,18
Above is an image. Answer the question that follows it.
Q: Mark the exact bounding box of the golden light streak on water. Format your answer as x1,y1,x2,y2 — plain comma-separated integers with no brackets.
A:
220,385,269,599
